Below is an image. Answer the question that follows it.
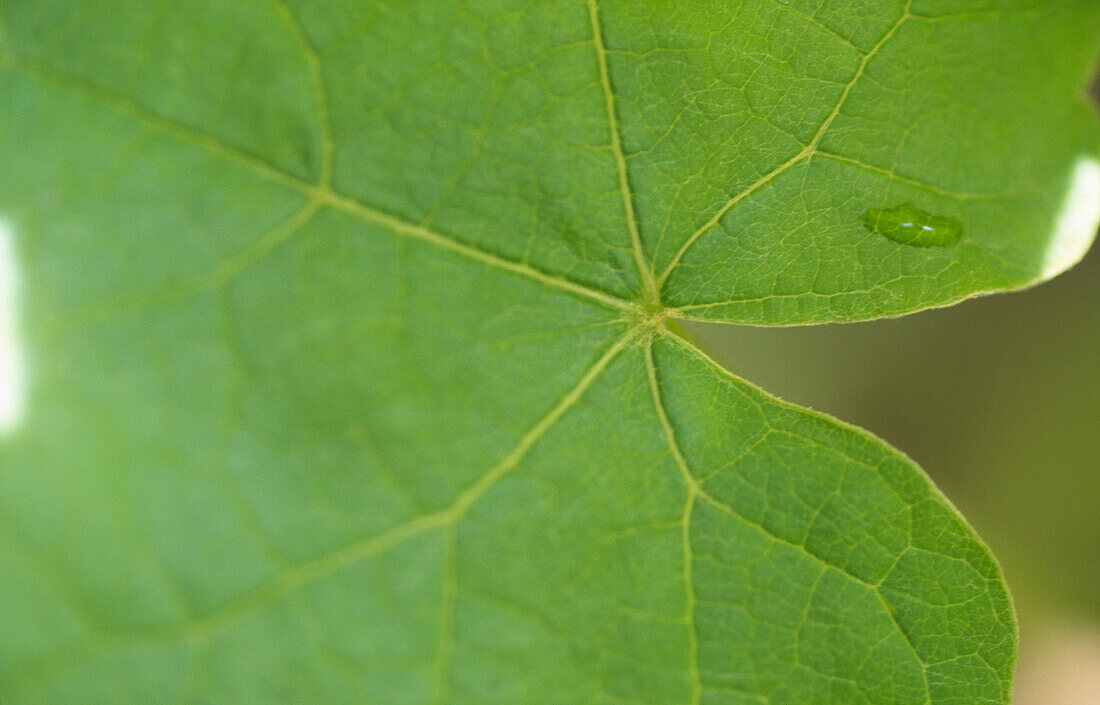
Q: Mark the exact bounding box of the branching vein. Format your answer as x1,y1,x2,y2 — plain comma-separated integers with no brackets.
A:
48,201,321,335
270,0,334,187
8,327,640,689
657,3,913,288
657,330,932,705
0,51,638,315
187,326,637,643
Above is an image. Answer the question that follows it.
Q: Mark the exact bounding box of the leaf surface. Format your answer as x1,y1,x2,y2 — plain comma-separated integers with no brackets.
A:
1,1,1097,703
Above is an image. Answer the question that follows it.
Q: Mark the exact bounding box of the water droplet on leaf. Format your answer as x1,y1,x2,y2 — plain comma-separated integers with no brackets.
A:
861,202,963,247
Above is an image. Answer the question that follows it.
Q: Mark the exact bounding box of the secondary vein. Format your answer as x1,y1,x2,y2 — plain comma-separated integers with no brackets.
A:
269,0,334,188
45,200,322,337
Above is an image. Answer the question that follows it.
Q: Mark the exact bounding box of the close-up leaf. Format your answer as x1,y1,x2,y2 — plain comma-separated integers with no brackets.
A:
1,1,1097,703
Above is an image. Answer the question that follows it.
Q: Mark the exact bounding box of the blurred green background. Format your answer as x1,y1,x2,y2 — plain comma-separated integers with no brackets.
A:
687,230,1100,703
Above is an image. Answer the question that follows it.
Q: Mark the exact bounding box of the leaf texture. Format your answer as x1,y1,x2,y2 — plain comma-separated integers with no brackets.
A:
1,1,1098,703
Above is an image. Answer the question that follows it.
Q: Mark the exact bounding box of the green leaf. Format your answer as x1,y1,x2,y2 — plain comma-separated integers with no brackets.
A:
0,1,1096,703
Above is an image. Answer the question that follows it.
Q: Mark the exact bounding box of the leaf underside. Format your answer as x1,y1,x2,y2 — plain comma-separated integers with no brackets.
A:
1,1,1097,704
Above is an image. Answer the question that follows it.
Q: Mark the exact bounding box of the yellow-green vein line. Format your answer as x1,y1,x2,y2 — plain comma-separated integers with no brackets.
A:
47,201,321,336
319,189,640,314
270,0,335,187
644,340,703,704
0,50,313,194
432,525,458,705
586,0,659,307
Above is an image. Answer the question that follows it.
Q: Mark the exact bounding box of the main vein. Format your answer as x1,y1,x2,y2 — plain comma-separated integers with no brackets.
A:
586,0,659,307
644,340,703,705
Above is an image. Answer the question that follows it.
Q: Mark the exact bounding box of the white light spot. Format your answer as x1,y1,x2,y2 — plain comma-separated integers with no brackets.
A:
0,219,25,435
1041,157,1100,282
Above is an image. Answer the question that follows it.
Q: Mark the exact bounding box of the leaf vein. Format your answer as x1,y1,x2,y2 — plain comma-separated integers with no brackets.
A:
183,326,639,642
8,328,639,692
269,0,334,187
46,201,321,336
431,526,458,705
651,330,931,705
586,0,658,305
0,51,638,315
644,339,704,705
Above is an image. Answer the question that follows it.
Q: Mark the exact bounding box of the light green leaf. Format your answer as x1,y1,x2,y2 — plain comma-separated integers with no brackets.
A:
1,1,1096,704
